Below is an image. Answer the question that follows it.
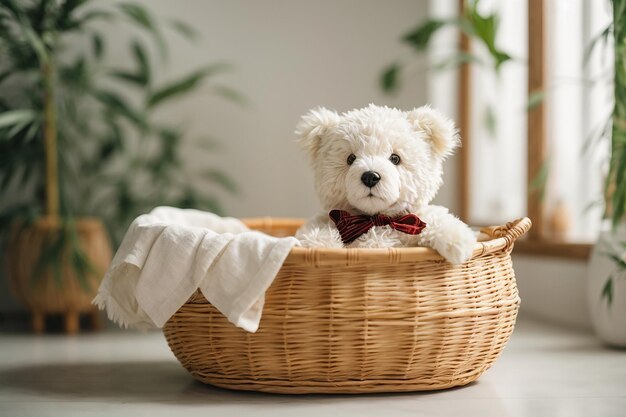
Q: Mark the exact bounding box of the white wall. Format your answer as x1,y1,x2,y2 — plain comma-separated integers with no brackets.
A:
514,255,591,330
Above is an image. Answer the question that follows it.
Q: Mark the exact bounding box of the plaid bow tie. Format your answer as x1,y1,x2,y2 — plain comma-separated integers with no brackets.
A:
329,209,426,245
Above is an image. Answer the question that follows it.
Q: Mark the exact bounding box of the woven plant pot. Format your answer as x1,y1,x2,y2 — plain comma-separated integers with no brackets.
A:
164,217,531,394
6,216,112,333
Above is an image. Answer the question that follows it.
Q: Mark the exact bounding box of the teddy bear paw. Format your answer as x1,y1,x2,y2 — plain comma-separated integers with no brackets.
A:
296,227,344,248
439,241,474,264
435,228,477,265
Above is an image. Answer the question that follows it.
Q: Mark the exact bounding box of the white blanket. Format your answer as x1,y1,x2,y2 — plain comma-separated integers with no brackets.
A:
93,206,299,332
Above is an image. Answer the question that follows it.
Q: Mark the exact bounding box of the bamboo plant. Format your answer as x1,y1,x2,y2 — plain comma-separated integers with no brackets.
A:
380,0,511,94
599,0,626,305
607,0,626,228
0,0,240,287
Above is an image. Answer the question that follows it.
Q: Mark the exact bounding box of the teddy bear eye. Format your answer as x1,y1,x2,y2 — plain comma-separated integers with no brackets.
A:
347,153,356,165
389,153,401,165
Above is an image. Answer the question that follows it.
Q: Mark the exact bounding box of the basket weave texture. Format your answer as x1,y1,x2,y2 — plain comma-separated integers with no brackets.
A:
163,217,531,394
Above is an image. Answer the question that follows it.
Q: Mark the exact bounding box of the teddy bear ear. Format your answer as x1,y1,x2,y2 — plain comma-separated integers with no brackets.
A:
295,107,341,160
406,105,460,159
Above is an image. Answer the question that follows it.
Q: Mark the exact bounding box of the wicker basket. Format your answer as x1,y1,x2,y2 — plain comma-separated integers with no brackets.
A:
163,217,531,394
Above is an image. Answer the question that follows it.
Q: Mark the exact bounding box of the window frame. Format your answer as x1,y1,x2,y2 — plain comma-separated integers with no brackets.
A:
456,0,593,260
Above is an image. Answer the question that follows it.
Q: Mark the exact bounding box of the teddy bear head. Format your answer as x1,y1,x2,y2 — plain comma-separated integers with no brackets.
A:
296,104,459,216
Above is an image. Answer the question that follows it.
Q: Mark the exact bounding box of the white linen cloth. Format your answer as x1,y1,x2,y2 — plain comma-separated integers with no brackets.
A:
93,206,299,332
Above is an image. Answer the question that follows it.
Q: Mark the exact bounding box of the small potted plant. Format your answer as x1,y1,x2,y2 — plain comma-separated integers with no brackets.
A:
587,0,626,347
0,0,240,333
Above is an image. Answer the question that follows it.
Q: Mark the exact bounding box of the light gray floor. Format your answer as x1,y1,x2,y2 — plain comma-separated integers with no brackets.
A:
0,319,625,417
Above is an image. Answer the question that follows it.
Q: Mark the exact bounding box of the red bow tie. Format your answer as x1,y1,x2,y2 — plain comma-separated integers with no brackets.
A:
329,209,426,245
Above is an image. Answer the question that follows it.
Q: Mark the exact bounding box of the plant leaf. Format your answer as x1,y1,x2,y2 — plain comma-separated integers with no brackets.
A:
93,90,146,130
17,16,48,63
6,116,36,138
132,40,150,86
169,18,198,41
402,19,447,51
380,63,401,94
67,222,97,293
484,104,497,139
147,64,231,108
604,252,626,270
583,24,612,65
528,158,550,201
0,70,13,86
32,228,67,288
118,3,166,59
431,52,481,71
81,10,115,22
493,51,512,71
59,56,89,91
108,41,150,87
0,109,36,130
465,2,512,71
56,0,90,29
212,85,247,105
527,90,547,111
92,32,104,60
203,169,237,194
108,70,146,86
601,276,614,306
71,245,95,292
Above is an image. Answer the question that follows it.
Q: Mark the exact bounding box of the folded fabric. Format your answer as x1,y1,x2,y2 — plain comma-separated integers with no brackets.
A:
93,206,299,332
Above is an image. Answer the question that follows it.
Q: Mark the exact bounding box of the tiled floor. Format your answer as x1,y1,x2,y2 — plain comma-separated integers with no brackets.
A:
0,318,625,417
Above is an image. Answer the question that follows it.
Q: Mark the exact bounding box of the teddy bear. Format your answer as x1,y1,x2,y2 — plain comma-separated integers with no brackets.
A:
294,103,476,265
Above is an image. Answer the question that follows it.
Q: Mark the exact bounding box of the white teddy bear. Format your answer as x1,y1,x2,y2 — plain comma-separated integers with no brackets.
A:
294,103,477,265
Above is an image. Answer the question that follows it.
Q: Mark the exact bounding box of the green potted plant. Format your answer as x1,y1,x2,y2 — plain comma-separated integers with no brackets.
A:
587,0,626,347
0,0,240,333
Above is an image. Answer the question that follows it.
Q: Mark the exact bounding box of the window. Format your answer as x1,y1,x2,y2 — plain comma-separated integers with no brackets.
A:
429,0,612,257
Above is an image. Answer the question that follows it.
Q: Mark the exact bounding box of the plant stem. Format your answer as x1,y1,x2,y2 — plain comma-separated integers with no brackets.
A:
605,0,624,225
42,58,59,218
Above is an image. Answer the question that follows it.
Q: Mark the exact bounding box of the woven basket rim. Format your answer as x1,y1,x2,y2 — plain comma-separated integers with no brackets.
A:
241,216,531,266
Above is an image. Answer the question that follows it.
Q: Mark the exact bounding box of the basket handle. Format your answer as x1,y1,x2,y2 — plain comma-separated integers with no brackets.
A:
480,217,532,252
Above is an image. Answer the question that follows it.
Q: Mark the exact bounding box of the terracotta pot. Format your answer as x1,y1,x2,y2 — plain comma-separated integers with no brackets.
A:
6,216,112,333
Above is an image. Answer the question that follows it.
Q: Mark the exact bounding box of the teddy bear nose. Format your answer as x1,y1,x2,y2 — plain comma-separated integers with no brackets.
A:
361,171,381,188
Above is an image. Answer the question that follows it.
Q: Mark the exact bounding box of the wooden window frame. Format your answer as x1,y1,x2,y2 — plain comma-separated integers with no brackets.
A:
457,0,592,260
